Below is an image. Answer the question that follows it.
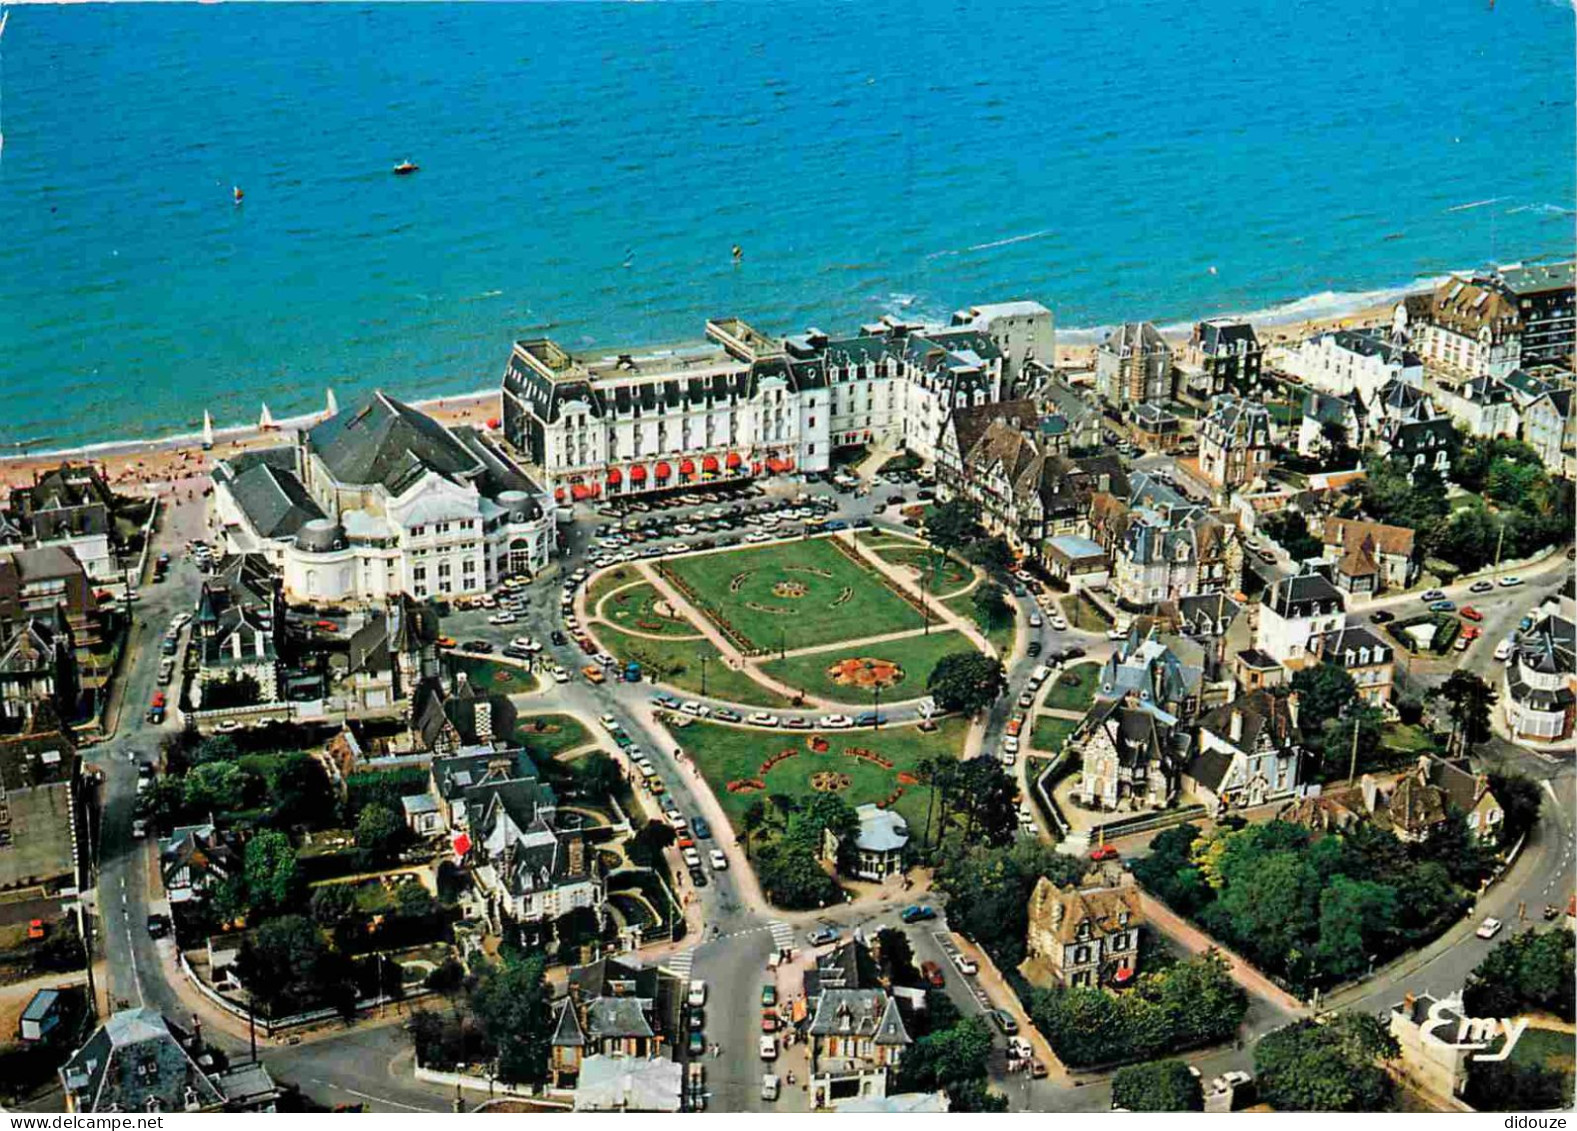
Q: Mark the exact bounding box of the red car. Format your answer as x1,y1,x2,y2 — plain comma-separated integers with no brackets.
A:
315,619,340,632
1462,626,1482,641
761,1012,780,1033
1460,606,1484,622
151,691,167,709
920,960,944,987
27,919,45,940
1090,845,1120,862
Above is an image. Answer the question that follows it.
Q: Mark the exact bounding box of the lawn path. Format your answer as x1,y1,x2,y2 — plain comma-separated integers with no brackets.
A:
636,560,825,707
839,531,994,657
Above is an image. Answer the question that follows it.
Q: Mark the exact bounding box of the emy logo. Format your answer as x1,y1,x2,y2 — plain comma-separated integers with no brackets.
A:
1419,997,1530,1062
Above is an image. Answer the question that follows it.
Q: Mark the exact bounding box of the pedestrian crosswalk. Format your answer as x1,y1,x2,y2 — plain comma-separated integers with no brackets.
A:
666,948,695,980
767,920,795,952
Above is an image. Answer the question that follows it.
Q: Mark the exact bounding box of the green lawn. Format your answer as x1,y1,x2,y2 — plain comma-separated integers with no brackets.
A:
596,622,793,708
1041,662,1101,713
942,590,1015,657
587,565,642,609
756,629,978,704
869,544,973,595
599,582,703,638
1058,593,1113,631
678,716,971,844
445,654,538,695
661,536,921,652
1507,1026,1576,1077
512,713,594,758
1030,715,1080,754
1380,723,1438,755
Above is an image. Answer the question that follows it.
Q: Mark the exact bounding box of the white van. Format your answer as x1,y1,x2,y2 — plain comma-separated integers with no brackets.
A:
759,1035,779,1060
1029,665,1051,687
760,1074,780,1101
1494,638,1514,662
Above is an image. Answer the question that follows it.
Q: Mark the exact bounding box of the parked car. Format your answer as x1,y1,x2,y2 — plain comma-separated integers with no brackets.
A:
1421,589,1447,602
1469,580,1495,594
692,816,713,840
899,904,936,923
1476,917,1504,939
1090,844,1120,862
1429,600,1456,612
806,926,840,946
709,849,728,870
988,1009,1019,1036
761,984,779,1007
1498,575,1524,588
1460,606,1484,622
1369,610,1395,624
920,961,945,987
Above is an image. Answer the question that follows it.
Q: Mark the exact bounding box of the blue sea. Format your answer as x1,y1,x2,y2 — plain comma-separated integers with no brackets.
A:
0,0,1573,451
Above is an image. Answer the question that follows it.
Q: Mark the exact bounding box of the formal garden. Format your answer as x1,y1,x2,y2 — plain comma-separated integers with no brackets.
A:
677,715,971,844
757,628,977,703
598,581,705,639
659,535,924,653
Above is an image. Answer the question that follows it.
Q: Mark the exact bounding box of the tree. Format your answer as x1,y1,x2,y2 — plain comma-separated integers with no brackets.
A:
754,839,841,911
895,1015,996,1093
575,751,624,801
971,581,1011,630
395,881,435,918
927,652,1006,715
235,915,355,1017
1487,772,1542,848
469,952,554,1086
1464,1058,1573,1112
202,671,263,710
741,799,768,859
1254,1013,1398,1112
355,803,407,860
183,761,250,814
1314,876,1397,981
1428,671,1496,751
1112,1060,1205,1112
243,829,302,914
949,755,1020,847
926,499,985,558
1263,511,1321,563
1290,664,1358,742
309,883,356,925
1315,704,1384,782
789,793,859,862
934,840,1084,968
626,819,676,868
269,753,336,829
966,536,1015,580
1464,928,1575,1023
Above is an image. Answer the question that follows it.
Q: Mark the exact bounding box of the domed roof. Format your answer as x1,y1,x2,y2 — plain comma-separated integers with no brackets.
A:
296,517,345,553
498,489,542,523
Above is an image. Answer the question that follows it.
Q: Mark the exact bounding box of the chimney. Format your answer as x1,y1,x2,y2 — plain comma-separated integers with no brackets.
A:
1229,711,1243,743
1403,992,1415,1014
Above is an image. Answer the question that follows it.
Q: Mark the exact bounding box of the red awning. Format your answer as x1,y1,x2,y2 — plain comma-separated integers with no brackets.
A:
725,451,742,469
485,417,501,430
452,832,472,858
630,465,647,482
1112,964,1134,984
655,461,673,479
553,487,566,502
702,455,720,473
571,483,593,501
679,458,696,476
765,457,788,473
751,461,763,475
606,467,623,485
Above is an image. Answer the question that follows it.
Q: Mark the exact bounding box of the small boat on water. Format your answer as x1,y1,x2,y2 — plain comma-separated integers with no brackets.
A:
233,185,244,204
259,403,276,431
325,387,338,417
202,411,214,450
393,160,419,176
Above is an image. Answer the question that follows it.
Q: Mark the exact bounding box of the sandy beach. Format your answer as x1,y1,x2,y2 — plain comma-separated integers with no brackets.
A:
0,293,1405,497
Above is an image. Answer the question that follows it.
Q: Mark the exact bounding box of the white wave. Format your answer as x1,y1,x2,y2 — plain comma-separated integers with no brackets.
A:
1445,197,1506,213
966,228,1054,253
1058,271,1464,345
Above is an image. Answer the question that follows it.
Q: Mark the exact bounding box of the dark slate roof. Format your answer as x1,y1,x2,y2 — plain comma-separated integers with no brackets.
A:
1101,321,1169,356
587,997,655,1040
1321,625,1392,667
1330,328,1419,367
1197,689,1299,755
221,460,324,540
551,1000,586,1047
0,710,77,790
807,989,911,1045
306,391,483,494
1185,746,1234,793
59,1009,224,1113
1266,571,1344,619
1196,321,1260,355
1177,593,1242,635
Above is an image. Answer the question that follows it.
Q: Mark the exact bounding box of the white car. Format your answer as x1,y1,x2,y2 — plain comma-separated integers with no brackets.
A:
488,611,516,625
745,531,771,543
551,665,570,683
599,714,620,729
759,1035,779,1061
709,849,728,870
682,847,702,869
1000,750,1016,767
688,980,707,1008
680,701,706,717
1106,628,1128,641
636,760,658,779
479,594,498,608
1003,735,1020,753
131,818,147,839
819,714,854,729
952,953,979,976
171,612,193,630
1476,917,1504,939
747,712,780,727
1028,613,1043,628
1494,639,1514,662
1048,616,1069,632
669,543,691,555
595,652,617,667
1498,576,1524,587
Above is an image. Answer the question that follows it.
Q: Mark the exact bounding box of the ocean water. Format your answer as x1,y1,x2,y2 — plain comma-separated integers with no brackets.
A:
0,0,1572,451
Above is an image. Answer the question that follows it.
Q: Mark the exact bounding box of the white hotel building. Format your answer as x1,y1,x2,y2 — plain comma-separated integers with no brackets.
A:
500,315,1004,503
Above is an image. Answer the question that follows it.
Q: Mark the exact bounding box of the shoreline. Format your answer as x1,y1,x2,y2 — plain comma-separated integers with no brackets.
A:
0,276,1430,492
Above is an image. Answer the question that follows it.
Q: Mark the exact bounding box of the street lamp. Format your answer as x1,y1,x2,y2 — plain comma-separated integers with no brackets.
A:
700,655,708,697
872,683,881,731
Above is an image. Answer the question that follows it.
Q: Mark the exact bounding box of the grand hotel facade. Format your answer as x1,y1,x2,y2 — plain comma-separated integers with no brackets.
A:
499,313,1013,503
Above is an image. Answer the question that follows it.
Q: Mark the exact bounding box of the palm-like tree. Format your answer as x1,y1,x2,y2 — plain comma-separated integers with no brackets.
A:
742,799,767,859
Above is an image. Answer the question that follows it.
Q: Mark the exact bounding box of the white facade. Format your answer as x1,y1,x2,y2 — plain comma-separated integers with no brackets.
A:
1282,330,1422,405
502,317,1004,502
